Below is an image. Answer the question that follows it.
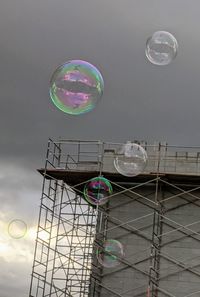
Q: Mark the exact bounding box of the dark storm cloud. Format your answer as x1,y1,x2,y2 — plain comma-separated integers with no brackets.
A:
0,160,41,208
1,0,200,162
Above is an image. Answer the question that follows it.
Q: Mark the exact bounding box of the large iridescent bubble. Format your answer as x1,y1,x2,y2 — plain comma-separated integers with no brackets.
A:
50,60,104,115
97,239,124,268
114,142,148,177
145,31,178,65
84,177,113,206
8,219,27,239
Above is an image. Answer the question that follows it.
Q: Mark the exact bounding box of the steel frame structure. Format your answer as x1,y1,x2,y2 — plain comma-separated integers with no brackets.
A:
29,139,200,297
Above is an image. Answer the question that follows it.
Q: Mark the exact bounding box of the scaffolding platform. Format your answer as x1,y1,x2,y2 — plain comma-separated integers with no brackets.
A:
29,139,200,297
38,168,200,186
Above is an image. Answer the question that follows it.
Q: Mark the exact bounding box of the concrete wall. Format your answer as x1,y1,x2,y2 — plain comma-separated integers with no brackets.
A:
91,182,200,297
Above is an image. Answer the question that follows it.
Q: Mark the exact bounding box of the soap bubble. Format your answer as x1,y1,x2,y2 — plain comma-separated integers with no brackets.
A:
50,60,104,115
145,31,178,65
8,219,27,239
84,176,113,206
114,142,148,177
97,239,124,268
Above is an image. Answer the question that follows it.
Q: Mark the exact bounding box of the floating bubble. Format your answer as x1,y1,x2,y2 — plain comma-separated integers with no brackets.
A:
145,31,178,65
114,142,148,177
84,177,113,206
8,219,27,239
50,60,104,115
97,239,124,268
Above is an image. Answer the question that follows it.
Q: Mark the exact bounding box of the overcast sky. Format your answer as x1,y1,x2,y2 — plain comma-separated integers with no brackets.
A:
1,0,200,296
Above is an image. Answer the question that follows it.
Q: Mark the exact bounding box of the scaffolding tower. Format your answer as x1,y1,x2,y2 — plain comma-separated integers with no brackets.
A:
29,139,200,297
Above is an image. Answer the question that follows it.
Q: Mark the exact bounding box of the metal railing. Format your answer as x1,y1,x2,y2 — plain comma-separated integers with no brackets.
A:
46,139,200,176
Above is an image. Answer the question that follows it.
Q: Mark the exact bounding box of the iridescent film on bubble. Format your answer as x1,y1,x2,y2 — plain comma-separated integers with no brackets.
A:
8,219,27,239
97,239,124,268
84,177,113,206
114,142,148,177
50,60,104,115
145,31,178,65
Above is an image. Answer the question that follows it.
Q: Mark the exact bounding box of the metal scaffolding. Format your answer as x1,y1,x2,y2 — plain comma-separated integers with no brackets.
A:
29,139,200,297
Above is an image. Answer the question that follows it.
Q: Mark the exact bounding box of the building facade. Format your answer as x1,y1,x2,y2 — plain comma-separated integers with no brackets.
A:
29,139,200,297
